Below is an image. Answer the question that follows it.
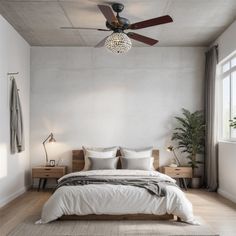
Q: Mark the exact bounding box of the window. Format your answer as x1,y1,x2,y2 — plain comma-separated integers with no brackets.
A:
220,54,236,140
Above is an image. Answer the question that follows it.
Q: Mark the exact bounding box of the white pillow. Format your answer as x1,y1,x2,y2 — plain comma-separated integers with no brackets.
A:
89,156,119,170
120,147,153,158
121,157,153,170
82,146,118,171
83,146,118,152
120,147,154,170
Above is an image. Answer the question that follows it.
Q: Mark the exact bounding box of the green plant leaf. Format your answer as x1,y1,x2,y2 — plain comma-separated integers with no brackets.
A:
171,108,205,169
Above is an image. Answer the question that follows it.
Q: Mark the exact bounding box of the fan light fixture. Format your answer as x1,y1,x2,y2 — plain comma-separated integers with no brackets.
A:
105,32,132,54
61,3,174,53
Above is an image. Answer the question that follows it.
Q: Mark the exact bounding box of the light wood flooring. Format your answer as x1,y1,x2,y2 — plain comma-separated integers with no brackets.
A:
0,189,236,236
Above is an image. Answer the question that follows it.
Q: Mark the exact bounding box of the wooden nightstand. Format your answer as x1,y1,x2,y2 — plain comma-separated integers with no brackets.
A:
32,166,67,191
161,166,192,190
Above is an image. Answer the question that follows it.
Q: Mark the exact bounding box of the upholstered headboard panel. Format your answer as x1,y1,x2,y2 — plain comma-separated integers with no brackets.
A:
72,149,160,172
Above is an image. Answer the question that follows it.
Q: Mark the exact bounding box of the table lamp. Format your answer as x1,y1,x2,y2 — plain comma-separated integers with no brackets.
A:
166,145,181,166
43,133,56,166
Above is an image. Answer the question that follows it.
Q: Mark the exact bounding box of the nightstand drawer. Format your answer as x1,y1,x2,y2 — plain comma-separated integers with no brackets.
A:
32,166,67,191
32,171,63,178
33,167,64,173
32,166,66,178
162,167,192,178
167,172,192,178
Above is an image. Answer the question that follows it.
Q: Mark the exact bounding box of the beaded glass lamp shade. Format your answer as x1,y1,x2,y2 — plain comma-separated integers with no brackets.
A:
105,33,132,54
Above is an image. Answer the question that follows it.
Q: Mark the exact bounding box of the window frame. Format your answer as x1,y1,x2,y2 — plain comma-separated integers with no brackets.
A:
219,53,236,141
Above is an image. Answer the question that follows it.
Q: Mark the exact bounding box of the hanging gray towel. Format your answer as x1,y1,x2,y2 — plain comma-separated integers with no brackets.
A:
10,78,24,154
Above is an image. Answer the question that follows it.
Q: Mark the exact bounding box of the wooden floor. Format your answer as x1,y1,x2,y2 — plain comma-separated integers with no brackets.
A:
0,189,236,236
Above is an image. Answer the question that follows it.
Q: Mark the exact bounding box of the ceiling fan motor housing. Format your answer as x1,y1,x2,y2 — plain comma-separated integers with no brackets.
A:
112,3,124,13
106,3,130,31
106,18,130,31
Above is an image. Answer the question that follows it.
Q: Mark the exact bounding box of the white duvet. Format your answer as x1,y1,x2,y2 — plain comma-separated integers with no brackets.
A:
37,170,198,224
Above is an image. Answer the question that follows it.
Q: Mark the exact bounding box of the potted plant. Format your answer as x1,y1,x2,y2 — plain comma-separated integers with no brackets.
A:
171,108,205,188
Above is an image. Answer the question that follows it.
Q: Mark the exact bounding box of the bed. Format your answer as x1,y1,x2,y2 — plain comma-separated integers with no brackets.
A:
37,149,197,224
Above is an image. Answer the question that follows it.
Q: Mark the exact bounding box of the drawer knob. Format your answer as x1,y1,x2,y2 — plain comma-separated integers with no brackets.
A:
45,174,49,176
45,168,51,171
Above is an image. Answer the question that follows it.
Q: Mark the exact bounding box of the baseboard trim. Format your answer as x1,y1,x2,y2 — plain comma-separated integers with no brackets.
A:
0,185,29,208
218,188,236,203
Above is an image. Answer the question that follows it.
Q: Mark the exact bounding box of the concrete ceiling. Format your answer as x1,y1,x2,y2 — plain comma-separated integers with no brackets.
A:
0,0,236,47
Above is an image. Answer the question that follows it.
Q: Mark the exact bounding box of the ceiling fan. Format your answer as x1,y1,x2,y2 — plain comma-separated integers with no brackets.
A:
61,3,173,54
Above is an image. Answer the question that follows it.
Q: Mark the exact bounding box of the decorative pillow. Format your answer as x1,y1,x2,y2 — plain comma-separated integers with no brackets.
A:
121,157,152,170
83,146,118,152
120,147,153,158
82,146,118,171
120,147,154,170
88,156,119,170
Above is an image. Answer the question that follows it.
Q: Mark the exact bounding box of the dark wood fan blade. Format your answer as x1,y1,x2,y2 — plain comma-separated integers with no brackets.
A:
129,15,173,30
127,32,158,46
98,5,119,25
60,27,110,31
95,36,109,48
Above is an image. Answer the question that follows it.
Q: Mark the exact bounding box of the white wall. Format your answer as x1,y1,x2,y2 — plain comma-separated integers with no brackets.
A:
30,47,205,172
218,142,236,203
215,19,236,203
215,20,236,62
0,15,30,207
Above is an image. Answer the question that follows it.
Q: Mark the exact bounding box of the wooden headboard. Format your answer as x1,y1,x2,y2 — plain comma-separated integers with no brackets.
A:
72,149,160,172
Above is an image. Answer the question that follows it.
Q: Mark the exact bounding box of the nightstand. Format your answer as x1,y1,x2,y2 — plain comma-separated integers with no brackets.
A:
32,166,67,191
161,166,192,190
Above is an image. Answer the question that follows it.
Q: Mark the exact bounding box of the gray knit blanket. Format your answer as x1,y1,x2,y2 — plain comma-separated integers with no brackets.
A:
56,175,177,197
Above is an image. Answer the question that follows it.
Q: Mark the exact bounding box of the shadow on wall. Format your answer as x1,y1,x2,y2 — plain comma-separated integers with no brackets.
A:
58,150,73,173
